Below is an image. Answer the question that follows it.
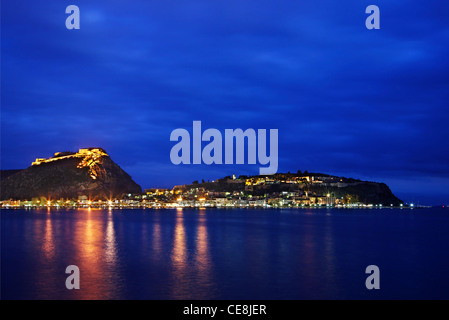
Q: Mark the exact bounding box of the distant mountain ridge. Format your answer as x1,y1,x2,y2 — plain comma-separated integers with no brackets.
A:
0,148,142,200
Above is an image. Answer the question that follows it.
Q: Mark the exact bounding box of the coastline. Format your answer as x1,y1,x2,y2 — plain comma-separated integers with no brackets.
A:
0,204,430,210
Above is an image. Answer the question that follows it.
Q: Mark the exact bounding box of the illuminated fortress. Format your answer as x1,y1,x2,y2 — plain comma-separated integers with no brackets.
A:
31,148,109,179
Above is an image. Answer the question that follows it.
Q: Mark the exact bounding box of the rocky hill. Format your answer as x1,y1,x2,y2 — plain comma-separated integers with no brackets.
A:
0,148,142,200
0,170,23,181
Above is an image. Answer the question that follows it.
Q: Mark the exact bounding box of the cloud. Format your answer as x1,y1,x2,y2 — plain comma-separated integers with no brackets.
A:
2,0,448,204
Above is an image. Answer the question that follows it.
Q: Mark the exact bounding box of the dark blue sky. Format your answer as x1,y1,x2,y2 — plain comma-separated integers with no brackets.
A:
2,0,449,205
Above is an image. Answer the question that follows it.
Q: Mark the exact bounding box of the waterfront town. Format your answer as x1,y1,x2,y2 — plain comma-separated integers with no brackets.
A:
1,172,408,209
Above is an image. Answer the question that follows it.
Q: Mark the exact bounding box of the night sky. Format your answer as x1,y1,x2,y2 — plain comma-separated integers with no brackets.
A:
1,1,449,205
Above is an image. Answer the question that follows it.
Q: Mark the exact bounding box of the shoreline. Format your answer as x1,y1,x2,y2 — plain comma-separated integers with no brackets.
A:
0,205,432,210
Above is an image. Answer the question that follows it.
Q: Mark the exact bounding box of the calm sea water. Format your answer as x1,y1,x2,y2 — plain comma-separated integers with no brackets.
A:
1,207,448,300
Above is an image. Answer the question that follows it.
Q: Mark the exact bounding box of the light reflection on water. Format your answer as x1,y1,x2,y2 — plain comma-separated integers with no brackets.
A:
104,210,117,264
2,208,449,299
73,209,117,299
169,209,216,299
152,213,162,258
193,210,215,298
42,210,55,261
170,210,188,298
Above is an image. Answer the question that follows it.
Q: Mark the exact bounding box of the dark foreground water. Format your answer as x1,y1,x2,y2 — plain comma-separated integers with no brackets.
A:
1,207,449,300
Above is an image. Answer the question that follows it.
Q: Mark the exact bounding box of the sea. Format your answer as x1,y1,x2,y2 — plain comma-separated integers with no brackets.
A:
1,207,448,300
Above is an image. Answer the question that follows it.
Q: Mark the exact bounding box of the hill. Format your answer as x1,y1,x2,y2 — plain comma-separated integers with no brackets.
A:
0,148,142,200
181,171,403,206
0,170,23,181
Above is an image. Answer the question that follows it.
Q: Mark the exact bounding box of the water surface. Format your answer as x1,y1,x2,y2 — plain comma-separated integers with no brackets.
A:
1,207,448,299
